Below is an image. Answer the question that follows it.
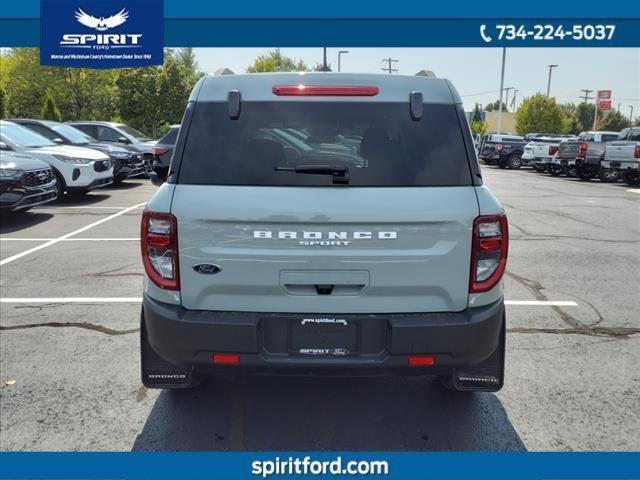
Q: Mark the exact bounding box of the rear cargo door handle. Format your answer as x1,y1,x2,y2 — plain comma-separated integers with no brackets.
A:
280,270,369,296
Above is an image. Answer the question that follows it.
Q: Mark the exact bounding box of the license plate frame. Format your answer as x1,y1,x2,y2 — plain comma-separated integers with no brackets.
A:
288,317,360,357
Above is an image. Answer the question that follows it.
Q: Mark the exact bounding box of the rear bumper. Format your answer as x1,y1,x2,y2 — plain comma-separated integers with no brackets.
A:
143,294,505,374
602,159,640,171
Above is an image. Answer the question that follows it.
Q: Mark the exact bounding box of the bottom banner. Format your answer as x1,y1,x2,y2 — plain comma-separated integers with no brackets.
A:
0,452,639,479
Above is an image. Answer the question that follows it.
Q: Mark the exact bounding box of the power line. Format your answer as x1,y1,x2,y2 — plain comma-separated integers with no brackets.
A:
381,57,398,74
579,89,594,103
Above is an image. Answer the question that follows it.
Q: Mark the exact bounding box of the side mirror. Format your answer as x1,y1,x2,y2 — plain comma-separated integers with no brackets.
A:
117,136,130,144
53,138,64,144
0,141,11,151
149,168,168,186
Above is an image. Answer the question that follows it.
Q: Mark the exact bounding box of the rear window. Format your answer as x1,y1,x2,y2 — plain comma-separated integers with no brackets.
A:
159,128,179,145
177,102,472,186
601,134,619,142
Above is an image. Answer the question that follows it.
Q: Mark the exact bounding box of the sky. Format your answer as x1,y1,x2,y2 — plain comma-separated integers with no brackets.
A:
193,47,640,118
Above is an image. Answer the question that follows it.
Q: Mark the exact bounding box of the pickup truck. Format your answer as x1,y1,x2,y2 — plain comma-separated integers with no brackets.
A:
522,136,572,172
478,134,526,169
602,127,640,186
553,131,619,180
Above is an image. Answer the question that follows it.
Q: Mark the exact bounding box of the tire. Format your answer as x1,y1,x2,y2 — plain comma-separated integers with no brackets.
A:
623,171,640,187
567,165,577,177
550,164,562,176
598,166,619,183
53,171,66,201
507,154,522,169
576,165,595,181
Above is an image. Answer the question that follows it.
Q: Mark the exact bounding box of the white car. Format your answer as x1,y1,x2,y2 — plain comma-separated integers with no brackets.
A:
0,121,113,200
522,136,574,172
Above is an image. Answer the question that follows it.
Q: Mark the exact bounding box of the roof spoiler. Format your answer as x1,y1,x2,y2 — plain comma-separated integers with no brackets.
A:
214,67,235,76
415,69,436,78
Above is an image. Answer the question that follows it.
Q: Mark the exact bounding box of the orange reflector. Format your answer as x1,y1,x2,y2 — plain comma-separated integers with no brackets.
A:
213,353,240,365
408,355,436,366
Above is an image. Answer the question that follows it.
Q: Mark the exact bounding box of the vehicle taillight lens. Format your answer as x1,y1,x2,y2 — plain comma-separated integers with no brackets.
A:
470,215,508,293
549,145,559,155
577,143,588,158
634,145,640,158
272,85,379,96
141,211,179,290
152,147,168,156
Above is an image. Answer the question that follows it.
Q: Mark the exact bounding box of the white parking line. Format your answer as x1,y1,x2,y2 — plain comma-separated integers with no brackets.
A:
505,300,578,306
0,238,139,242
0,298,579,305
33,205,147,210
0,202,146,267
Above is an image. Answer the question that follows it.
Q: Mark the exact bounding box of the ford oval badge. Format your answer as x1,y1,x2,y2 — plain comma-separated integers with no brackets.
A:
192,263,222,275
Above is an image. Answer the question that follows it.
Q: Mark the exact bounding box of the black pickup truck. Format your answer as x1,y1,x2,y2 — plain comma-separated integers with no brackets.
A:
478,134,527,169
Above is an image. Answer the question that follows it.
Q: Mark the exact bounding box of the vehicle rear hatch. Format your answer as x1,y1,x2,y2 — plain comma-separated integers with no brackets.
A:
171,98,479,314
558,141,580,159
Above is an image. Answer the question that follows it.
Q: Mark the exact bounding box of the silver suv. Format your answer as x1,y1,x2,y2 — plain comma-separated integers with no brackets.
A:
140,72,508,392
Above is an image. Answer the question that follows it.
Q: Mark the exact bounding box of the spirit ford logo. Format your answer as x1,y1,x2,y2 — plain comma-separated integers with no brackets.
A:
253,230,397,246
59,8,142,48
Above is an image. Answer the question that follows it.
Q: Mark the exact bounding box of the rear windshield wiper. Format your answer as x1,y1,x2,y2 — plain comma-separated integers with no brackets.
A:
275,164,350,184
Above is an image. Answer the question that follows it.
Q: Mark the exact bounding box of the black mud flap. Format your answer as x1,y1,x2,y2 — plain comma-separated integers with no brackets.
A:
140,309,200,389
451,314,505,392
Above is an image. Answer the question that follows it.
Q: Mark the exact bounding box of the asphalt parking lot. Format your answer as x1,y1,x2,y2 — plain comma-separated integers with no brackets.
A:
1,168,639,452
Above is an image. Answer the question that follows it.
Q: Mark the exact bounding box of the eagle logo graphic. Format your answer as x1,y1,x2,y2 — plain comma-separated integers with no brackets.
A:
74,8,129,31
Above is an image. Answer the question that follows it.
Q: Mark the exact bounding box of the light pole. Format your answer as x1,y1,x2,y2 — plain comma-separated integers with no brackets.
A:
546,64,558,97
497,48,506,134
630,106,635,122
338,50,349,72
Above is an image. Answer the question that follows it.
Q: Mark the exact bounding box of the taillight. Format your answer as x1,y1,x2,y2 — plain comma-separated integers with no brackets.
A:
577,142,588,158
141,211,179,290
151,146,168,156
634,145,640,158
272,85,379,96
470,214,508,293
549,145,559,156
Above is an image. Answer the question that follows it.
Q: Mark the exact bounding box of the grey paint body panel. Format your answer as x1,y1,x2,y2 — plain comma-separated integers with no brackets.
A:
172,185,480,313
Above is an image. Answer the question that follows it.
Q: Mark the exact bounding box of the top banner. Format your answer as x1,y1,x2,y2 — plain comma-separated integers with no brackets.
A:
2,0,640,18
0,0,639,48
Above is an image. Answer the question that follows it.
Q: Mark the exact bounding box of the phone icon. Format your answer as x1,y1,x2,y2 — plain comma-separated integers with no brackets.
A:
480,25,493,43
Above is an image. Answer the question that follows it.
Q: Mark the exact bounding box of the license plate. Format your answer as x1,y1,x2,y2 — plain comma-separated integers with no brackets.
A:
289,317,359,356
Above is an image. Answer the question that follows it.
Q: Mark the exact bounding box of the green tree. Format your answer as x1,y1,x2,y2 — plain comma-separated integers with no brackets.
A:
158,56,191,126
599,109,632,131
471,103,483,123
485,100,508,112
515,94,564,135
40,90,62,121
634,118,640,127
470,120,488,136
576,102,598,132
247,49,308,73
558,103,580,135
0,86,6,118
116,66,163,137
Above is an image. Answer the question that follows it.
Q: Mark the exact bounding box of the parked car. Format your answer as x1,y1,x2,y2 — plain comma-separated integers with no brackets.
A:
11,119,145,183
151,125,180,179
602,127,640,186
478,133,526,169
140,72,508,393
0,121,113,200
67,121,156,175
555,131,619,180
0,151,58,212
523,136,572,171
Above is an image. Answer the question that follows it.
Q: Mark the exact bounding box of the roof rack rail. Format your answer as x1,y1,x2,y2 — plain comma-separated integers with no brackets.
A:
415,69,436,78
214,68,235,76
